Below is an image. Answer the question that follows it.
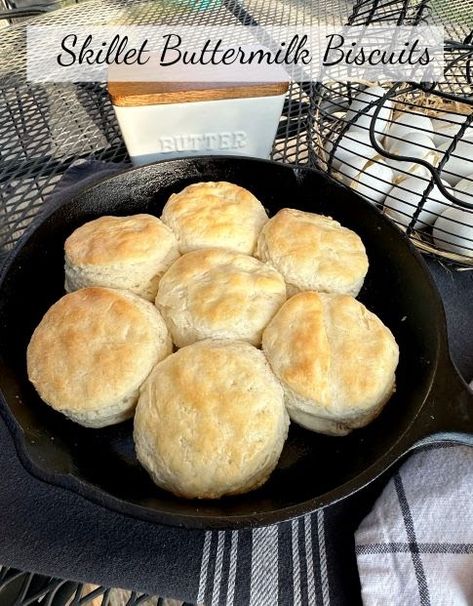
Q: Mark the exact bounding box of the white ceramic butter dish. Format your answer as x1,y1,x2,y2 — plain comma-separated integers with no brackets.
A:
108,81,289,165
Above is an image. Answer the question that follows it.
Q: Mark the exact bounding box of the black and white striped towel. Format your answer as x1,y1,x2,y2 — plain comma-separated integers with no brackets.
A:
195,511,331,606
194,444,473,606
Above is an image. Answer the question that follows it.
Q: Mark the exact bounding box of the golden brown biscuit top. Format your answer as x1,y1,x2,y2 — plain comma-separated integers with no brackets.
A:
137,340,284,480
27,287,168,410
156,248,286,329
65,214,176,265
262,291,399,411
161,181,268,253
256,209,368,289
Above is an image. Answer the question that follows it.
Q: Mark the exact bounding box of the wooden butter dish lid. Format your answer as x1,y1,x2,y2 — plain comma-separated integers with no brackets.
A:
108,80,289,107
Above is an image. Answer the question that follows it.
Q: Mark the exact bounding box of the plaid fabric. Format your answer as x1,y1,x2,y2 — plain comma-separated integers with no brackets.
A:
355,444,473,606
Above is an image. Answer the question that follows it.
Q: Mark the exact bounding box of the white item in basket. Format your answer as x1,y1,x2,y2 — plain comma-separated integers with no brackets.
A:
341,155,393,205
432,114,473,146
438,137,473,186
384,176,452,229
433,205,473,257
344,85,393,144
453,175,473,205
324,130,378,171
385,132,439,182
384,112,434,152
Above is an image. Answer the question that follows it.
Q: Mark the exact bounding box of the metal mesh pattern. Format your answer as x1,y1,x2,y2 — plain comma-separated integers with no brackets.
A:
347,0,429,25
0,566,195,605
308,0,473,264
310,83,473,259
0,82,127,250
226,0,350,26
1,0,473,258
0,0,353,256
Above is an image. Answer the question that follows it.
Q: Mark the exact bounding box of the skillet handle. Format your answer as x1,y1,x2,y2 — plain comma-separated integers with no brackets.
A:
410,356,473,448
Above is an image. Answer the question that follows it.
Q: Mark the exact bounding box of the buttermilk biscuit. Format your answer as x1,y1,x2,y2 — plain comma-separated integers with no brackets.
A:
156,248,287,347
65,214,180,301
255,209,369,296
262,292,399,436
27,287,172,428
134,339,289,499
160,181,268,254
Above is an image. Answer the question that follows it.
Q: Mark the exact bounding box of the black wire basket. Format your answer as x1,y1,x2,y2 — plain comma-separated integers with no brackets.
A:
309,0,473,264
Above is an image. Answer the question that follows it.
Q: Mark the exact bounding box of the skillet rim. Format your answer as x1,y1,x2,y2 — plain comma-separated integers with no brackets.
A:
0,155,449,529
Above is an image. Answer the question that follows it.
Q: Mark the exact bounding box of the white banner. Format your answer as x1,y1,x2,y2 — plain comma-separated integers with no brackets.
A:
27,25,445,83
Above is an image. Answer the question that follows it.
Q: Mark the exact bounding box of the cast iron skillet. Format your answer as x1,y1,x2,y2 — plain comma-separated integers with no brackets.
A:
0,156,473,530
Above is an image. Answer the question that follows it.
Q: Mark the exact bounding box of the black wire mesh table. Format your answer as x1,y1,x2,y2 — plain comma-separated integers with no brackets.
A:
0,567,184,605
0,0,369,260
1,0,472,604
